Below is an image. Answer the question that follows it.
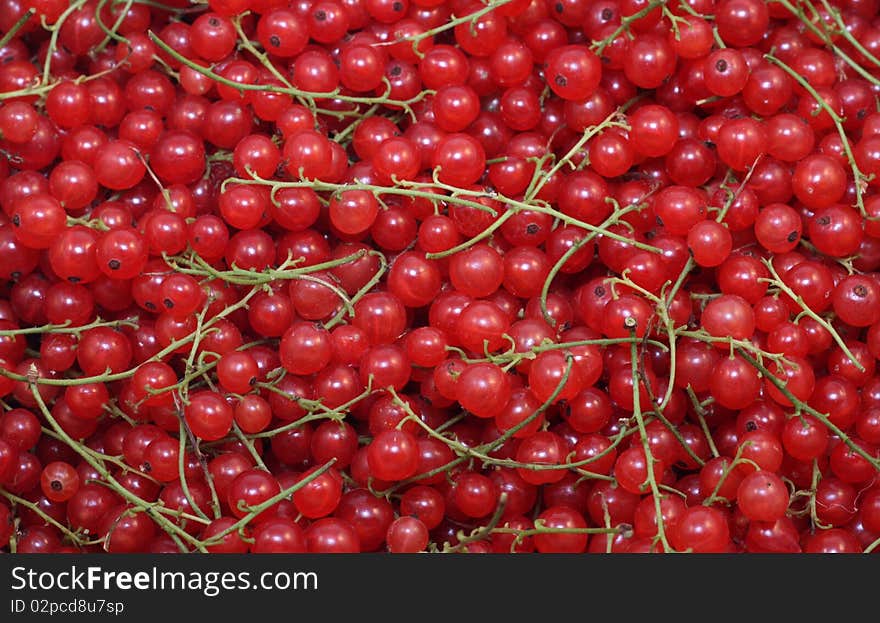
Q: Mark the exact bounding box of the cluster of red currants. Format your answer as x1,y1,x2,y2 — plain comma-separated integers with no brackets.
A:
0,0,879,554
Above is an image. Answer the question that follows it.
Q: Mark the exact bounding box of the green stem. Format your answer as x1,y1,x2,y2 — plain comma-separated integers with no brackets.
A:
592,0,667,54
0,8,35,48
628,321,673,552
29,383,207,552
760,256,864,371
739,350,880,470
148,31,433,113
764,53,869,216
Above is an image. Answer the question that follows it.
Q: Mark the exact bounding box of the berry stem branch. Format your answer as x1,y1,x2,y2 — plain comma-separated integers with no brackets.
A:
0,9,35,49
40,0,91,85
764,53,870,217
201,459,337,547
737,349,880,471
94,0,133,51
628,320,673,552
148,31,433,113
229,175,664,255
759,256,864,371
29,383,208,552
592,0,667,54
0,490,89,545
0,317,138,337
395,0,516,54
176,419,216,522
813,0,880,69
525,98,637,202
538,201,649,327
775,0,880,87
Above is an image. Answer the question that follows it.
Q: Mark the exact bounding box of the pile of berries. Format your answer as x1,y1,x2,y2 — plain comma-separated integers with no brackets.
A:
0,0,879,554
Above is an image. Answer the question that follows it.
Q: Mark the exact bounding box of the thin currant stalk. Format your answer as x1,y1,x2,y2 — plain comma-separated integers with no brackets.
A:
0,83,55,103
765,53,870,217
426,208,517,260
102,402,138,427
29,383,208,552
450,335,669,368
238,379,374,447
672,0,710,18
387,357,623,490
627,319,673,552
783,475,811,521
650,391,709,468
523,97,637,202
694,407,721,459
612,266,723,492
148,32,433,115
94,0,134,51
0,317,138,337
178,302,215,407
0,490,93,546
700,442,758,507
571,425,637,484
7,521,17,553
537,200,649,327
143,356,217,408
652,164,757,410
38,425,162,485
165,247,369,287
437,495,621,553
711,24,728,49
799,237,859,275
201,459,337,547
36,365,339,551
653,262,691,413
808,458,831,531
333,103,382,144
0,8,35,49
394,0,516,57
775,0,880,87
231,423,268,471
493,522,620,540
441,493,509,552
647,162,760,416
502,145,543,191
676,329,789,364
0,249,360,390
227,174,664,256
164,346,265,523
447,355,571,451
759,256,864,371
297,273,356,318
129,0,206,12
243,390,344,433
177,419,216,522
66,214,113,231
812,0,880,69
382,456,470,498
551,261,705,471
662,4,699,41
592,0,668,54
0,286,260,387
604,168,744,414
40,0,90,85
425,174,664,254
326,250,388,330
611,265,713,474
737,349,880,471
597,490,616,552
231,14,296,92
